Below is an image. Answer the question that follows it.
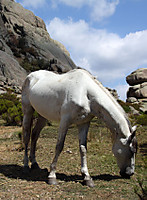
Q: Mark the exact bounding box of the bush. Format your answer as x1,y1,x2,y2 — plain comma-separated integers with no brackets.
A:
117,100,131,113
0,99,14,114
117,100,147,126
0,91,19,102
21,58,50,72
117,100,140,113
2,103,23,126
21,60,34,72
0,91,23,126
0,91,39,126
136,114,147,126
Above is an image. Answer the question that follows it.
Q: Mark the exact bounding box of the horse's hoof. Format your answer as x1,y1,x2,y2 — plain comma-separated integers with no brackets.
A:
83,179,95,187
31,162,40,170
23,166,30,174
48,178,58,185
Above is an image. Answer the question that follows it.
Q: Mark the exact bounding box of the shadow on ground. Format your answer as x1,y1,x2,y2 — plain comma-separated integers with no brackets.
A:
0,164,48,183
0,164,121,185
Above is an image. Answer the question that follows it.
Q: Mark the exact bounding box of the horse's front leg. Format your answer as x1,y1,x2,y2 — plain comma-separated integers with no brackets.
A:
78,122,94,187
48,118,69,185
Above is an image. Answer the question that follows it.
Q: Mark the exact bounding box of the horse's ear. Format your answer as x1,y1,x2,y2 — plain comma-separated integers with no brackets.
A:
128,126,137,144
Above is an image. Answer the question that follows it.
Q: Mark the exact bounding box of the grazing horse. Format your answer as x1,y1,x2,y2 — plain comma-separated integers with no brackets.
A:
22,69,137,187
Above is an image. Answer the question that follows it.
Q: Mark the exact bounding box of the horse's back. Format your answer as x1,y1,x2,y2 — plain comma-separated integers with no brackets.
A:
22,69,93,122
26,69,93,94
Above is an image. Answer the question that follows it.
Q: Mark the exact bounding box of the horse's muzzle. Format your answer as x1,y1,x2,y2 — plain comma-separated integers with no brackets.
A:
120,171,134,179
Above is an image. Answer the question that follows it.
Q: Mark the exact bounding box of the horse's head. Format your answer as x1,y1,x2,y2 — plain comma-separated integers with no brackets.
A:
112,126,137,178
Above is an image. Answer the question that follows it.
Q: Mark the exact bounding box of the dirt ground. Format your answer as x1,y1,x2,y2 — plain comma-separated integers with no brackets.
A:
0,122,146,200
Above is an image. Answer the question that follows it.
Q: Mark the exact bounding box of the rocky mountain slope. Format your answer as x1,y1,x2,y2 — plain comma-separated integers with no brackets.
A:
126,68,147,113
0,0,76,93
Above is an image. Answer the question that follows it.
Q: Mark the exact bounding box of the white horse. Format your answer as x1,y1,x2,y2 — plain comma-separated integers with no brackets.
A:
22,69,137,187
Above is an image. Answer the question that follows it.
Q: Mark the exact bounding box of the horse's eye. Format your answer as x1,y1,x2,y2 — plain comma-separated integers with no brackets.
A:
117,149,122,154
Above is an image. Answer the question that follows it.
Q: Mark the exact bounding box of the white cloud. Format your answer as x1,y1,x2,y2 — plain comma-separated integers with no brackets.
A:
115,84,129,101
18,0,46,9
57,0,86,8
91,0,119,22
47,17,147,99
52,0,119,21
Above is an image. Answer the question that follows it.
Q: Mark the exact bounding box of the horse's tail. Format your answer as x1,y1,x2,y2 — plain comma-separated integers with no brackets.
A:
22,72,41,112
22,71,39,98
22,76,29,94
22,77,31,111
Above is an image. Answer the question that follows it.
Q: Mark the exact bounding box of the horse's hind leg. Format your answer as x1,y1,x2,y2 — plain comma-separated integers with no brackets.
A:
22,104,34,173
29,114,46,170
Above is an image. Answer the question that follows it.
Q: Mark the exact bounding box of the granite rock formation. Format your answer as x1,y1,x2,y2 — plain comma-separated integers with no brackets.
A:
106,87,119,100
0,0,76,94
126,68,147,113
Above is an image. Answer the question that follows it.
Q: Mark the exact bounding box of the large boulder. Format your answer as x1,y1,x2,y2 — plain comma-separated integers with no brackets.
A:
126,68,147,113
0,49,27,94
126,68,147,86
0,50,27,86
127,83,147,99
0,0,77,94
0,0,76,77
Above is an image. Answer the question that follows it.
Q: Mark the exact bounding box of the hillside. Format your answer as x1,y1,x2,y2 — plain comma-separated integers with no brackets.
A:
0,0,76,91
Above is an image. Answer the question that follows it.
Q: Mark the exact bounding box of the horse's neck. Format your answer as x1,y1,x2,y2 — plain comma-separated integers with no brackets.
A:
90,85,131,139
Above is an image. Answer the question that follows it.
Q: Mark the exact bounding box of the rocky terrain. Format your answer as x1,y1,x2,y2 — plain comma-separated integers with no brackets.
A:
0,0,76,94
106,88,119,100
126,68,147,113
0,50,27,95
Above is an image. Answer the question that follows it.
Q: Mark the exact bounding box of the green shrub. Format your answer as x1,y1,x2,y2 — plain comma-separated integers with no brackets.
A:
117,100,131,113
117,100,141,113
0,92,23,126
0,99,14,114
136,114,147,126
2,103,22,126
21,59,36,72
0,91,19,102
0,91,39,126
21,58,50,72
121,103,131,113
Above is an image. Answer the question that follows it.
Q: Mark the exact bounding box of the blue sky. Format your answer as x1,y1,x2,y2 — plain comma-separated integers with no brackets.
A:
16,0,147,100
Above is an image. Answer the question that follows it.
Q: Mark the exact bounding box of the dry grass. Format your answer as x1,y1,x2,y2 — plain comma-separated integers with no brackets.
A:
0,118,146,200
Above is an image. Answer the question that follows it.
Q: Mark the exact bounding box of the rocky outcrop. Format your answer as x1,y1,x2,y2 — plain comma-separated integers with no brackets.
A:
0,0,76,87
126,68,147,113
126,68,147,86
106,88,119,100
0,50,27,94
